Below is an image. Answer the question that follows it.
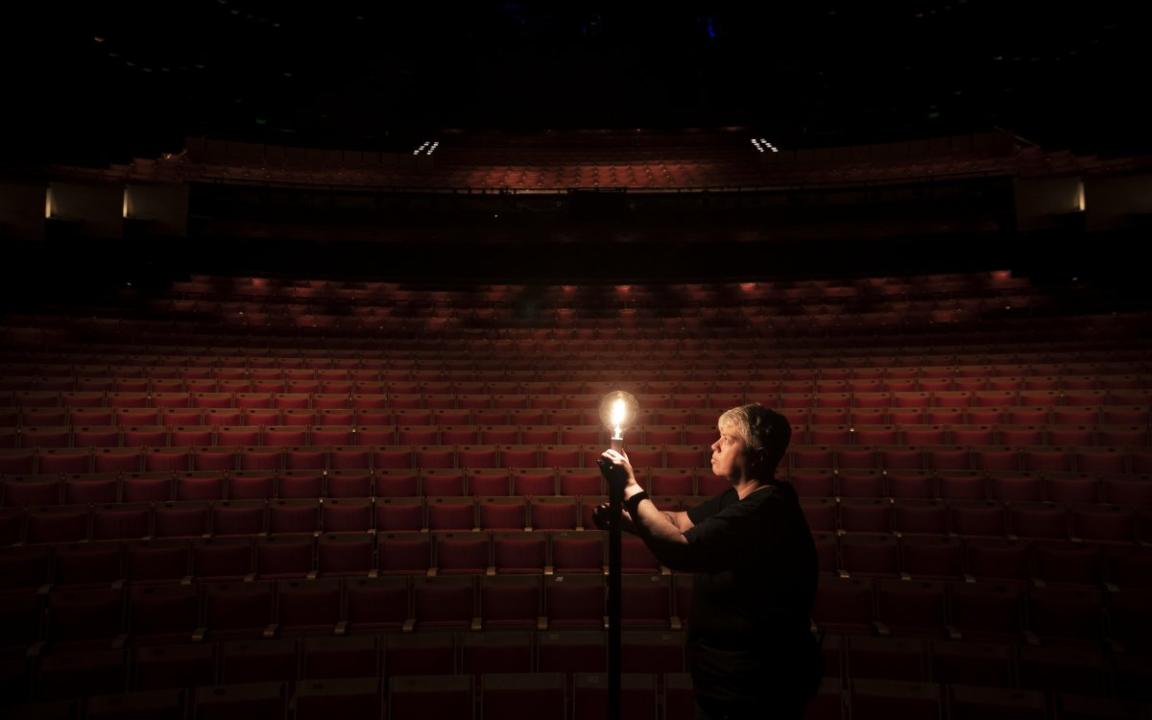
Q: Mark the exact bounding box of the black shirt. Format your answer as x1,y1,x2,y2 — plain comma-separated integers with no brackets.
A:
681,481,818,651
631,480,821,704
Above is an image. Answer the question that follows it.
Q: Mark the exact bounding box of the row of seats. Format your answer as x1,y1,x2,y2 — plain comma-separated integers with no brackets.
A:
4,401,1142,420
164,290,1046,304
6,370,1138,388
4,423,1150,449
3,356,1142,377
193,158,1019,188
6,630,1152,696
4,375,1149,392
0,333,1130,351
14,471,613,504
5,420,1149,450
5,573,1152,646
13,315,1139,342
3,405,1148,429
163,269,1028,292
4,471,1152,508
150,290,1057,307
2,445,1150,477
166,271,1026,296
2,493,1151,542
15,327,1118,343
8,629,1152,702
4,389,1150,409
7,334,1126,354
0,532,623,586
5,358,1141,375
4,531,1152,588
180,291,1042,306
133,309,1060,329
9,336,1129,351
11,328,1133,343
11,672,1149,720
57,310,1073,328
15,298,1109,319
157,289,1045,306
13,301,1137,327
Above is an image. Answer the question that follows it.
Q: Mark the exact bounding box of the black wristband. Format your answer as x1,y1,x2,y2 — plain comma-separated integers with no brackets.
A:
624,490,649,518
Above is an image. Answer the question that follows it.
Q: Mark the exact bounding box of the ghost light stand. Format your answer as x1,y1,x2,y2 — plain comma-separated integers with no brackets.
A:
597,438,629,720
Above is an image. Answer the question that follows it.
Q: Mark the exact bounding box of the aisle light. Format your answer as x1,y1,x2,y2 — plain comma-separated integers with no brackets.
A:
751,137,780,153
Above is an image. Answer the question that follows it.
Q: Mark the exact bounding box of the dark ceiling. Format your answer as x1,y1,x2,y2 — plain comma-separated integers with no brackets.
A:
9,1,1149,166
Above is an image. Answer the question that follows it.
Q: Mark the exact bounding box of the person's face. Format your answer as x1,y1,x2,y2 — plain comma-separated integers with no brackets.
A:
710,423,748,481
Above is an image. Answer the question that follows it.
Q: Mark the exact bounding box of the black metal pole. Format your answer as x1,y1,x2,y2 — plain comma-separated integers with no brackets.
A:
607,437,623,720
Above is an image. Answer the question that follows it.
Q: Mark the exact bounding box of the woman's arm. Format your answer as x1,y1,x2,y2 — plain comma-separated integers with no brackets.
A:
627,489,690,546
593,502,693,534
602,450,723,572
662,510,695,532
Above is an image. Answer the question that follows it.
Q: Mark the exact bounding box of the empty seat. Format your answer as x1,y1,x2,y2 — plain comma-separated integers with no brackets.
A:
546,574,605,630
930,639,1014,688
133,642,215,690
461,631,533,676
35,648,127,701
301,635,379,680
47,587,125,643
849,679,940,720
384,628,456,675
899,534,962,580
621,575,672,628
219,638,298,685
192,682,286,720
839,533,898,576
413,575,476,629
389,675,471,720
277,578,342,634
202,581,275,637
846,636,929,682
812,576,874,635
480,575,542,630
294,678,381,720
574,673,657,720
481,673,566,720
345,576,409,632
53,542,123,587
947,580,1026,641
946,685,1046,720
537,630,606,673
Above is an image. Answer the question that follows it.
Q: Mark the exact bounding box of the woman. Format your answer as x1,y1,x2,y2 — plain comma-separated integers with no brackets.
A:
599,404,822,720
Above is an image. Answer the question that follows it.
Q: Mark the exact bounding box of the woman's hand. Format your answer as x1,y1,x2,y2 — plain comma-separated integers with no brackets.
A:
600,448,643,498
592,503,634,531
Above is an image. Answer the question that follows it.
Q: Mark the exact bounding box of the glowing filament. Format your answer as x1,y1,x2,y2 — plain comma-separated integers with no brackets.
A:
611,398,627,439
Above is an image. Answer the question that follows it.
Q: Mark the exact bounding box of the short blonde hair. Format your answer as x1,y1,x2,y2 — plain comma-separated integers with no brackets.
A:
717,404,792,473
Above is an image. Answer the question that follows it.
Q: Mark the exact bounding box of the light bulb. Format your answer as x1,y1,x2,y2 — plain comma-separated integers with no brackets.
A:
598,390,639,443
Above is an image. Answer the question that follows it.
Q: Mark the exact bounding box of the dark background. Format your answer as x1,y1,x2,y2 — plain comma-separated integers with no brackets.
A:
7,1,1149,167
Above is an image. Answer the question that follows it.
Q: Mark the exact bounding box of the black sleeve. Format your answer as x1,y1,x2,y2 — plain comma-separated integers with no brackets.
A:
638,495,766,573
686,489,734,526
